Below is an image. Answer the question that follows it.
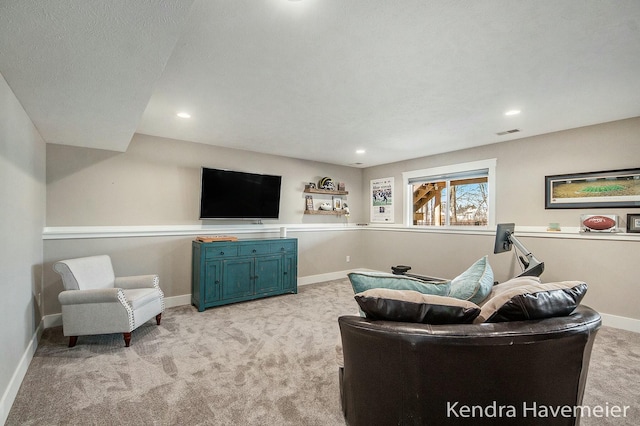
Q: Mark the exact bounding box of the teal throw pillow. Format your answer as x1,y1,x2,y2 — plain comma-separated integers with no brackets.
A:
347,271,451,297
448,256,494,305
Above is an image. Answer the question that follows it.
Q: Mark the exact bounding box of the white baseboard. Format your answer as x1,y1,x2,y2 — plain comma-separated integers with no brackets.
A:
298,270,349,286
297,268,378,286
0,320,43,425
600,313,640,333
164,294,191,308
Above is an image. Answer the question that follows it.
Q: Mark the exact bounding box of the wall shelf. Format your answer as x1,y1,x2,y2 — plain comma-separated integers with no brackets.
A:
304,210,346,216
304,188,349,195
303,185,348,216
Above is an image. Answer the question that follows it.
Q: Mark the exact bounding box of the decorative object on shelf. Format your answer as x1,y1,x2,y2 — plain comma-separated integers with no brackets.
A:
318,177,335,191
545,168,640,209
580,214,618,233
305,182,316,190
305,195,313,211
338,182,346,191
302,180,348,215
343,203,350,217
332,196,342,210
547,223,561,232
627,214,640,233
196,235,239,242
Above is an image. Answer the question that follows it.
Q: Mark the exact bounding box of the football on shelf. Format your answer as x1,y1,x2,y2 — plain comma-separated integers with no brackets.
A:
582,215,616,231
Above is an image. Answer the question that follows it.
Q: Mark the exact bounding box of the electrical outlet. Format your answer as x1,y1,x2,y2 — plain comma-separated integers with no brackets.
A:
346,255,350,263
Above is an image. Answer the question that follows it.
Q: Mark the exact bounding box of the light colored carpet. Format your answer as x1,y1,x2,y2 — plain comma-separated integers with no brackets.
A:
7,279,640,425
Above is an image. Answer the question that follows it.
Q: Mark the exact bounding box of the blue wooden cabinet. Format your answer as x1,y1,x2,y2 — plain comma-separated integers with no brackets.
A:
192,238,298,311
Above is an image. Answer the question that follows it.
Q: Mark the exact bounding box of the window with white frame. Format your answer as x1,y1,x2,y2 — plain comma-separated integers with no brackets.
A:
402,159,496,228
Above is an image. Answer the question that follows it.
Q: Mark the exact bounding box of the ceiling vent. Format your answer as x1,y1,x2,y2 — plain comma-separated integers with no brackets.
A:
496,129,521,136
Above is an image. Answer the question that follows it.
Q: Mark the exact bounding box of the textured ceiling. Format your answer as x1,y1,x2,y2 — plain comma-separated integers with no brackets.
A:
1,0,639,167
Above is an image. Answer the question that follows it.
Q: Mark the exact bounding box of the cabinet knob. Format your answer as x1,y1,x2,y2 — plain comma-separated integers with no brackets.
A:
215,280,220,284
283,271,288,275
252,249,257,253
220,251,224,255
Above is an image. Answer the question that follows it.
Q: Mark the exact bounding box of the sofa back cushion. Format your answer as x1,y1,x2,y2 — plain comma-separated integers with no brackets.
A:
347,271,450,296
355,288,481,324
448,256,494,304
476,280,587,323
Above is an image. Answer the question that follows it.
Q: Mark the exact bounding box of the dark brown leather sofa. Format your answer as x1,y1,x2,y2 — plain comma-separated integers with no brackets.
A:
338,305,601,426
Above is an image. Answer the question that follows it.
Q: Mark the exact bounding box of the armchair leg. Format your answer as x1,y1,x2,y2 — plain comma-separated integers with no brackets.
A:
68,336,78,348
156,313,162,325
123,332,131,347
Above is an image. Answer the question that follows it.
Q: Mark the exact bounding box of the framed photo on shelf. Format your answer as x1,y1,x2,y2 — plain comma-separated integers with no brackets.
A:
332,196,342,210
305,195,314,211
545,168,640,209
627,214,640,233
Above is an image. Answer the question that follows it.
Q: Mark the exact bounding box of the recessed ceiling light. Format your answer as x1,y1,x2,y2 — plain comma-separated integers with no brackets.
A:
356,149,366,154
176,112,191,118
504,110,521,116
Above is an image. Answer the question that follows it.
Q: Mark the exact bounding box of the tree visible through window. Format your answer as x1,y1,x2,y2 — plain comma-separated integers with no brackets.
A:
404,158,496,227
412,177,488,226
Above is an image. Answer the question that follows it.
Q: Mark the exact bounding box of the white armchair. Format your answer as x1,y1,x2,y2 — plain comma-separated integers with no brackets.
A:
53,255,165,347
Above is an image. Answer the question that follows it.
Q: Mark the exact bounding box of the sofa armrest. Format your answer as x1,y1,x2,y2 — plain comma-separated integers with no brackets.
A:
58,288,123,305
115,275,159,289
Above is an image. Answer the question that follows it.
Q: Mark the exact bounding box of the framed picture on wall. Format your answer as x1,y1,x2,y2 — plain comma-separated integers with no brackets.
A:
627,214,640,233
370,177,394,222
545,168,640,209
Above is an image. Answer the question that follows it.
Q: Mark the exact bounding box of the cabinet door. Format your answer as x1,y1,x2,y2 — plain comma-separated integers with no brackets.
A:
282,253,297,292
254,255,282,294
204,261,222,303
222,258,254,299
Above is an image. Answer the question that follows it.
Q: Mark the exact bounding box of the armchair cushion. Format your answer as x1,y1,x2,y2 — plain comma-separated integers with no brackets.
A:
355,288,481,324
122,288,163,310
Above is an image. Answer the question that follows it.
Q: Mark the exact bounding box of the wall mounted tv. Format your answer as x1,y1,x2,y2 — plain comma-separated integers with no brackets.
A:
199,167,282,220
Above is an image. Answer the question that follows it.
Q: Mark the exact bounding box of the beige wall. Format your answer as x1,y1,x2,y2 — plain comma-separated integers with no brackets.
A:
360,117,640,320
47,133,366,226
0,72,46,421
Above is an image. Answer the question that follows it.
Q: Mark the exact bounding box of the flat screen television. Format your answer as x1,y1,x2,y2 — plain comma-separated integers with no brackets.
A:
199,168,282,220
